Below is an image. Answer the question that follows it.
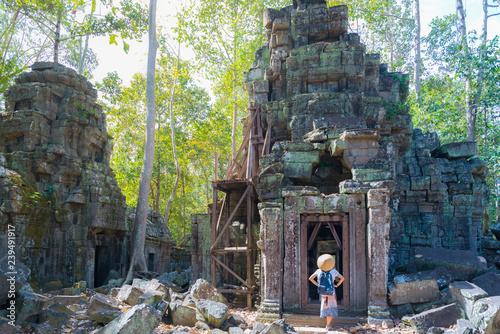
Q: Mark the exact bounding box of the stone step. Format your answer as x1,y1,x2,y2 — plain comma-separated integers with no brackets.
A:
283,312,366,329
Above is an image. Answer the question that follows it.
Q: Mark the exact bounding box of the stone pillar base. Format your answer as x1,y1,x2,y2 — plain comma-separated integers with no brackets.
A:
367,306,394,327
255,299,281,323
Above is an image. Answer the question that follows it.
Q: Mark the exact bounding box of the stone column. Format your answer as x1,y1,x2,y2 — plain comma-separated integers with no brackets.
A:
367,189,392,325
256,201,283,322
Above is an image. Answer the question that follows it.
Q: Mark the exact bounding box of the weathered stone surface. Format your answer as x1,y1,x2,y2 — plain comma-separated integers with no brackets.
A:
411,247,487,280
137,291,163,307
86,293,121,314
190,278,228,305
169,302,198,327
196,299,230,328
491,223,500,241
116,285,143,306
17,287,51,324
0,63,174,290
0,318,15,334
39,307,71,328
403,303,462,334
0,256,30,305
97,304,161,334
450,281,488,319
434,142,478,159
471,272,500,297
89,309,123,325
51,295,87,306
470,296,500,333
393,267,453,290
144,278,168,294
389,279,440,306
454,319,480,334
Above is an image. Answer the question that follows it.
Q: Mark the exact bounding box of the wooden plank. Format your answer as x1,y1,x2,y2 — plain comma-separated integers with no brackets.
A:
214,261,226,284
327,222,342,248
211,185,252,250
246,190,253,309
302,214,343,223
211,186,218,287
212,255,251,288
265,125,272,155
215,194,227,233
261,125,270,158
307,222,322,250
342,215,350,309
212,247,250,254
301,219,308,307
226,112,257,178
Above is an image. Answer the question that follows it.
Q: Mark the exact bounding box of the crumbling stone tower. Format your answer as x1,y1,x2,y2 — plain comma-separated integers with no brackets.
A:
191,0,489,324
0,62,173,289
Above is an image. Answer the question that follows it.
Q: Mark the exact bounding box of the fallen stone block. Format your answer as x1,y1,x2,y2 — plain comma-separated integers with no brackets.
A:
39,303,74,328
116,285,143,306
434,142,477,160
0,317,15,334
137,291,163,307
389,279,440,306
491,223,500,240
394,267,453,290
169,302,197,327
390,304,414,319
450,281,488,319
97,304,161,334
89,309,123,325
402,303,463,334
196,321,212,331
144,278,168,294
0,256,31,305
131,278,149,291
470,296,500,334
228,314,248,327
411,247,487,281
156,300,169,317
17,287,52,324
196,299,229,328
455,319,480,334
230,327,245,334
472,272,500,297
51,295,87,306
86,293,121,314
158,271,178,285
190,278,228,305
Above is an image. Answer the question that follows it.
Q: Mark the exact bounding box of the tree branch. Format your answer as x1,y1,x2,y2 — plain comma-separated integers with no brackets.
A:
353,8,414,21
488,12,500,17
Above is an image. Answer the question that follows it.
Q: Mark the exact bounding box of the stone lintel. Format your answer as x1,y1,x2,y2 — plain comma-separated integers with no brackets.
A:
341,129,379,139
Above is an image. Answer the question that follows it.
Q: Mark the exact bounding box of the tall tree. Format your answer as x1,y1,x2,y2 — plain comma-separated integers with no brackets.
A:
125,0,158,282
414,0,421,100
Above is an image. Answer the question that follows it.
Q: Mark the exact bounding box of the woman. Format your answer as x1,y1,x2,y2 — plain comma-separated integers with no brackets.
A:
308,254,344,331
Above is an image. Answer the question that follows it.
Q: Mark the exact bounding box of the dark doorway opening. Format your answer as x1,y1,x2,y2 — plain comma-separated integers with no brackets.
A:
148,253,155,272
94,245,110,287
301,214,350,310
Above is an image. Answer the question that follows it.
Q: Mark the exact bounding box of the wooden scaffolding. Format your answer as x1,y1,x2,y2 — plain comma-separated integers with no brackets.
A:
211,106,270,308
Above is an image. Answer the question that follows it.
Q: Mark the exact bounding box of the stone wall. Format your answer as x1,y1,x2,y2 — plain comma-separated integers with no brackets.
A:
0,62,173,290
238,0,489,323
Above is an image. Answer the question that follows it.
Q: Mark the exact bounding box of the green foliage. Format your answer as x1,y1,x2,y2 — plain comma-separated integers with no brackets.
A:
98,49,223,242
328,0,414,73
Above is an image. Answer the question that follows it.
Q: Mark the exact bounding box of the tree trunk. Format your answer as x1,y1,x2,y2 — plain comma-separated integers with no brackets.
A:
54,7,63,63
164,44,181,224
456,0,475,142
414,0,421,101
124,0,158,284
78,34,90,75
231,67,237,162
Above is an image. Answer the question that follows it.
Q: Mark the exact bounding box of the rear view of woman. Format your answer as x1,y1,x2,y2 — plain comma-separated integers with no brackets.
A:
308,254,345,331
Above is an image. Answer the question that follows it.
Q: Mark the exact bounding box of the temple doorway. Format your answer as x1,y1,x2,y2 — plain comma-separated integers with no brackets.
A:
301,213,350,310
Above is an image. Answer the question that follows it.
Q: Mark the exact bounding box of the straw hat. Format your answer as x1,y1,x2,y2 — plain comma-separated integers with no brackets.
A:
317,254,335,271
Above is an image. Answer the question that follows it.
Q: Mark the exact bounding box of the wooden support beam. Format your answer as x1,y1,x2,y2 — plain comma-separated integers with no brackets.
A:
211,185,252,250
307,222,322,250
211,186,218,286
215,194,227,233
342,215,350,308
327,222,342,248
212,255,251,288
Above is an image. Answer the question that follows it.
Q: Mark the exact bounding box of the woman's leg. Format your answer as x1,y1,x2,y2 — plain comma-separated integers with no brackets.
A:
326,295,338,327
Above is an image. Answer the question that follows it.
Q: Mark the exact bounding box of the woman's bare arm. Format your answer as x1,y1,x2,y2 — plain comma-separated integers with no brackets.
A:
308,273,318,286
334,274,344,288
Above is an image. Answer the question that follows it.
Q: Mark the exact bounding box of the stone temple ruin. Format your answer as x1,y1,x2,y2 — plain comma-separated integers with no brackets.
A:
0,62,173,290
191,0,490,325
